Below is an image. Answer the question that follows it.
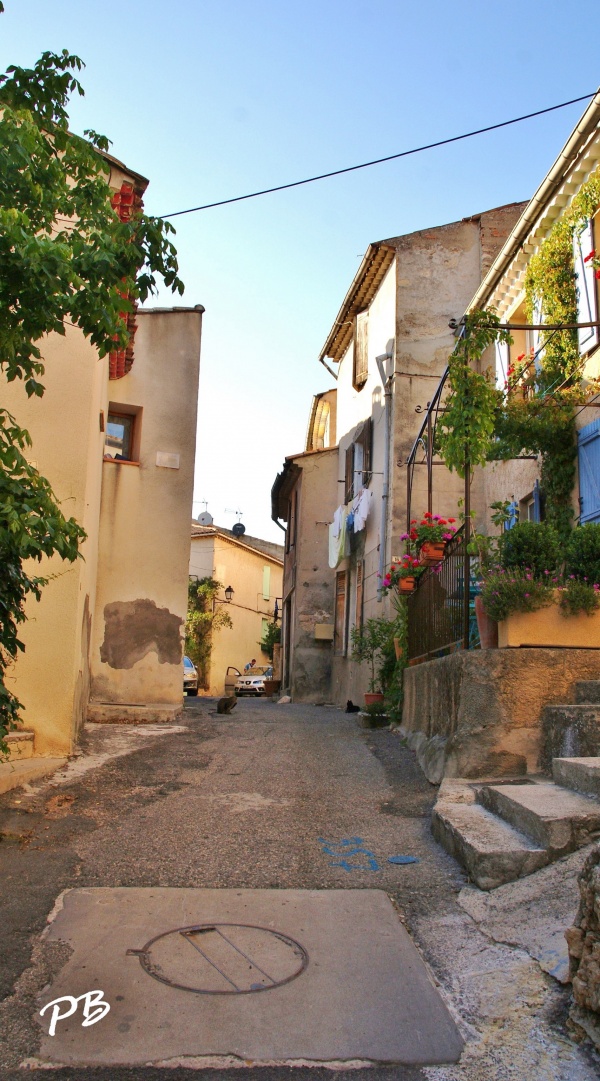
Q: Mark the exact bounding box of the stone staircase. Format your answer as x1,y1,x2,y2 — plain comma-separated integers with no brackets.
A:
433,759,600,890
432,677,600,890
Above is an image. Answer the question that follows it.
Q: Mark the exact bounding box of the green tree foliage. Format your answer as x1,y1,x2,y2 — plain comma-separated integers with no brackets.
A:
0,44,185,754
185,579,233,690
437,310,509,477
259,619,281,661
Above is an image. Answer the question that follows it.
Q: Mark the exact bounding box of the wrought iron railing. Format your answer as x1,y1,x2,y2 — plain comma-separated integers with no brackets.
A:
406,526,480,663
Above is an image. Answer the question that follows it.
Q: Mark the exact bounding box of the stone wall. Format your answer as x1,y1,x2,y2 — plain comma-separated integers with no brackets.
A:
566,844,600,1051
401,649,600,782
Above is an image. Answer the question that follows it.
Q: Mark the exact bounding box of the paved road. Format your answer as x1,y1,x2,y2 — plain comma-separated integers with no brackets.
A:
0,698,597,1080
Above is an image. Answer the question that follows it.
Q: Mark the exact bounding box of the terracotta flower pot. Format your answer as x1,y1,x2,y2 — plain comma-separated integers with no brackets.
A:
474,595,498,649
398,576,416,593
418,541,446,566
364,692,385,706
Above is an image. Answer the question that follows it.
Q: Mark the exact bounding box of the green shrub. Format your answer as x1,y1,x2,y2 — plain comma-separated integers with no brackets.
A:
565,524,600,585
500,521,561,578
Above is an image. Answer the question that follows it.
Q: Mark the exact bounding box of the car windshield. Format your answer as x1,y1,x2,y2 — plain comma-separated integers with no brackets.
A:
183,657,195,671
243,667,271,676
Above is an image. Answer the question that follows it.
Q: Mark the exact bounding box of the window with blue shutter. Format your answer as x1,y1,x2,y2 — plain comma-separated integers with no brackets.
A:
574,220,599,355
578,418,600,523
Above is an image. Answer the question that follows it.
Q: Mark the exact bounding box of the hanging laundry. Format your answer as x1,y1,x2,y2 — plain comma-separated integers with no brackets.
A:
328,508,348,568
352,488,372,532
332,505,344,539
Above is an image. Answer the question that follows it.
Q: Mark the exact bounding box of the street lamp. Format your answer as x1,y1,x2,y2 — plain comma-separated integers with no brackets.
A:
224,585,234,603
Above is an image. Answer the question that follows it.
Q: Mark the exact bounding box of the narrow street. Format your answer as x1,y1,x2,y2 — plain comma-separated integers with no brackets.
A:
0,700,597,1080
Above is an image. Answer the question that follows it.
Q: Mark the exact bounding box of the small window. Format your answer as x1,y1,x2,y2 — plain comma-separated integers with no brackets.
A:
353,310,369,390
105,412,134,460
344,419,373,504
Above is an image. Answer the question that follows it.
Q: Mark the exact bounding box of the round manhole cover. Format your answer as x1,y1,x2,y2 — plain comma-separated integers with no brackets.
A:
127,923,308,994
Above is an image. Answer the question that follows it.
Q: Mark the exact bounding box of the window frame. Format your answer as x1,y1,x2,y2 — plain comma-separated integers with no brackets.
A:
104,403,142,464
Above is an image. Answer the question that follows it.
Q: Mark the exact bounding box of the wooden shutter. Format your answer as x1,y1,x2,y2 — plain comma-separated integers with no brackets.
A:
355,561,364,629
344,444,354,504
334,571,347,654
574,220,599,355
578,418,600,523
358,417,372,485
353,311,369,389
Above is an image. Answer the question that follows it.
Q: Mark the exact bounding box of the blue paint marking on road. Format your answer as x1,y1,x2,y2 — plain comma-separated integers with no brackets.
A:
388,855,419,865
317,836,380,872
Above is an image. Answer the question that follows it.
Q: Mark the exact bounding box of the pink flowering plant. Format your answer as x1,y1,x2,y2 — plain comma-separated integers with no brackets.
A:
380,554,423,594
480,568,554,622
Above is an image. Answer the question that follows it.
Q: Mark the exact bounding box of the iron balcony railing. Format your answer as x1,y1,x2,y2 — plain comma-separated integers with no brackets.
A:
406,526,480,663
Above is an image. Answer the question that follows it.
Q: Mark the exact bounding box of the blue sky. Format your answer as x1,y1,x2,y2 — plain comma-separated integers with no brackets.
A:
1,1,598,540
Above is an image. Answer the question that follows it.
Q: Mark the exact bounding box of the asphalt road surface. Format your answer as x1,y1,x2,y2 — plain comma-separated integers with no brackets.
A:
0,697,597,1081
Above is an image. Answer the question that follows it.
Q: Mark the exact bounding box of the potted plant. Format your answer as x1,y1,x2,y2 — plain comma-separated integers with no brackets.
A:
479,522,600,648
401,513,458,567
380,555,423,595
350,617,396,706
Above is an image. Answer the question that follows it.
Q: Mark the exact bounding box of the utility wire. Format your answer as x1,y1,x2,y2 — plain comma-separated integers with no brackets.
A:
161,91,598,219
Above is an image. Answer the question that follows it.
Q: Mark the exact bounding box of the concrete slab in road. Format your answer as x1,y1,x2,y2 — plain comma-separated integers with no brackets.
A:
34,887,463,1068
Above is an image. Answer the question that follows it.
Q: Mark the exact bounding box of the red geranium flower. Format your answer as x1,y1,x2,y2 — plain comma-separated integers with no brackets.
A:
584,249,596,263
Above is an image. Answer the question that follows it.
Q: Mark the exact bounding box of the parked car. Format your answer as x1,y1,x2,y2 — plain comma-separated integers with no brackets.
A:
234,666,273,697
183,655,198,696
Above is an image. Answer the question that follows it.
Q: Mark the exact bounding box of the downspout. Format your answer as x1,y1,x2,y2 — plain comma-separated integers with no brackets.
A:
376,349,394,602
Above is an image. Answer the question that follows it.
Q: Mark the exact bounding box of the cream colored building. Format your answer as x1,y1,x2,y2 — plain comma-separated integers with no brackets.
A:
466,92,600,530
273,206,526,705
3,154,203,759
189,523,283,695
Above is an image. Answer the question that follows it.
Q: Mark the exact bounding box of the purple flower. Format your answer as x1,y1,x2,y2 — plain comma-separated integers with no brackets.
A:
524,593,530,598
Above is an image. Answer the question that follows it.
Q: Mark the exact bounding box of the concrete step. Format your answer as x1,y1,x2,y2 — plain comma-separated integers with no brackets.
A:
5,730,34,761
575,680,600,704
477,782,600,854
0,757,67,795
553,757,600,799
541,704,600,771
431,797,549,891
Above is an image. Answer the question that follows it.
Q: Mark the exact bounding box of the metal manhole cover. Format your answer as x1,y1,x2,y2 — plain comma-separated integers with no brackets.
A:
127,923,308,994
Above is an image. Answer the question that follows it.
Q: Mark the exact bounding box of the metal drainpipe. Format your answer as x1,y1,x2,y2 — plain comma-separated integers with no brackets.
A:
376,351,393,602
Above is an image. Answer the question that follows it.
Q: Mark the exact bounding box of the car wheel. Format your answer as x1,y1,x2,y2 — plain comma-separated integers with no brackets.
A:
187,688,198,697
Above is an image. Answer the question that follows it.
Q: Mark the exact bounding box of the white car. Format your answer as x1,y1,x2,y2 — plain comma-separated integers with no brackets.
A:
234,666,273,697
183,655,198,696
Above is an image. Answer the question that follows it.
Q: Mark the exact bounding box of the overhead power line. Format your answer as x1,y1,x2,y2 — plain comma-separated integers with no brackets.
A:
161,91,598,219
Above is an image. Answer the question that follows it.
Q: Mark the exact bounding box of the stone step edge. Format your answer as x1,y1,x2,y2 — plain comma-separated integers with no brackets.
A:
431,800,549,891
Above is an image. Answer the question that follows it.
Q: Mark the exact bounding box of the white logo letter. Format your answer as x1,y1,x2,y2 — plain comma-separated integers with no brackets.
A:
78,989,110,1027
39,996,78,1037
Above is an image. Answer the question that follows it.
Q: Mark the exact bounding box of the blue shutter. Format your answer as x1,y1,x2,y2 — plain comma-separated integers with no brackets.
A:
578,418,600,523
505,500,519,530
574,220,599,355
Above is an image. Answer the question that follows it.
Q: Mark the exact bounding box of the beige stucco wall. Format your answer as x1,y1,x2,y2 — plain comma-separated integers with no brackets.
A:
331,261,396,704
2,327,108,756
282,448,338,703
89,308,202,710
188,533,283,696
